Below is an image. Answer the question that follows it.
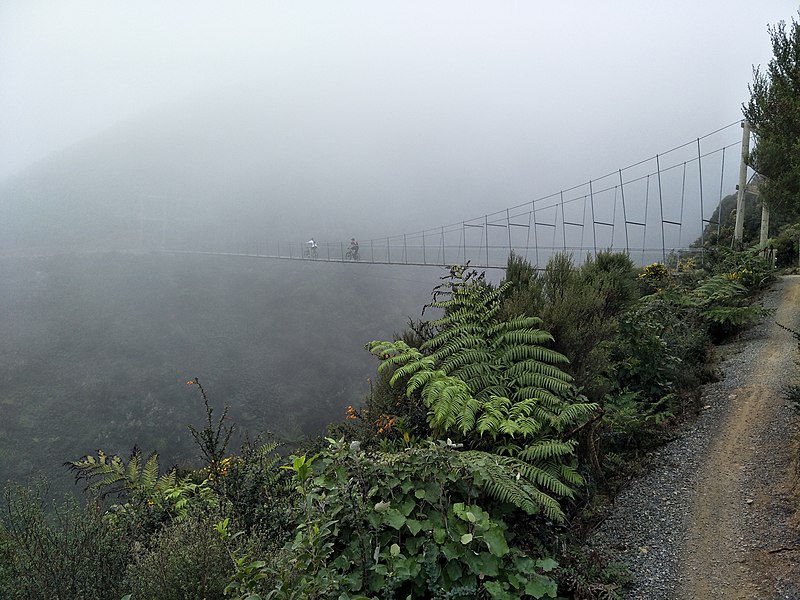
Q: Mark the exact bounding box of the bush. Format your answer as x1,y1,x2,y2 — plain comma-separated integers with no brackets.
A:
333,362,430,453
703,246,775,291
502,251,638,403
272,439,560,599
772,223,800,268
211,438,293,537
637,262,671,295
0,484,130,600
125,508,233,600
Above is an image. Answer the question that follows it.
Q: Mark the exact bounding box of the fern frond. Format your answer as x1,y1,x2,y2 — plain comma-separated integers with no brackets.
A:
474,396,548,439
702,305,767,326
557,462,584,486
475,383,509,400
519,461,577,498
405,368,440,397
514,388,563,406
141,453,159,489
429,337,486,364
486,316,543,336
421,375,475,434
126,451,140,486
157,470,177,490
423,321,483,349
367,340,412,360
456,396,483,433
513,372,574,393
507,397,539,420
691,275,748,305
440,348,489,373
475,396,510,437
391,356,436,388
505,359,573,380
453,362,496,381
67,447,170,499
517,440,578,462
459,451,570,521
495,330,560,351
553,402,600,430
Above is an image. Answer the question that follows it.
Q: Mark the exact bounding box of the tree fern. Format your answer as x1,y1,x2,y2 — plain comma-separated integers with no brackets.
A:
368,265,599,520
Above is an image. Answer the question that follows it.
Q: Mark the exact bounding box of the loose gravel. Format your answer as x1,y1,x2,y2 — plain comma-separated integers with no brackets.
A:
589,275,800,599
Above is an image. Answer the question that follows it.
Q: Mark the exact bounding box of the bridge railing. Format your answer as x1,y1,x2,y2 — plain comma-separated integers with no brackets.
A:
154,121,755,270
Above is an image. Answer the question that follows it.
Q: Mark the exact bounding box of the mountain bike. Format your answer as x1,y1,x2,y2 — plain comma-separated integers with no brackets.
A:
345,248,359,261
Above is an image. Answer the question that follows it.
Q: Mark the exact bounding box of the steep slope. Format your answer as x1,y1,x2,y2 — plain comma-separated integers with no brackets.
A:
0,251,436,497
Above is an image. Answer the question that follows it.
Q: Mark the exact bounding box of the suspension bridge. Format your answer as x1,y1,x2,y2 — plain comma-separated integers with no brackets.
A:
158,120,756,270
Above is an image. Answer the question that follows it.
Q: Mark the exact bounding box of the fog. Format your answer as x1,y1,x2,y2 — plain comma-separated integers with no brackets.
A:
0,1,795,248
0,2,796,493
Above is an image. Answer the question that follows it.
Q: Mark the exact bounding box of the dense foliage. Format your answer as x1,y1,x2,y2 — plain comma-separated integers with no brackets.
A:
3,11,798,587
0,244,776,599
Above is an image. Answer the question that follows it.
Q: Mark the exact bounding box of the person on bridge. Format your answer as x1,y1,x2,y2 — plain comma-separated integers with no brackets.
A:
348,238,360,261
306,238,318,259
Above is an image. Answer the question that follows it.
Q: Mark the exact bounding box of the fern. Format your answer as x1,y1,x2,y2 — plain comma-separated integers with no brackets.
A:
458,450,568,521
252,441,283,482
159,478,219,520
67,447,176,499
658,274,771,328
690,275,747,304
368,265,599,520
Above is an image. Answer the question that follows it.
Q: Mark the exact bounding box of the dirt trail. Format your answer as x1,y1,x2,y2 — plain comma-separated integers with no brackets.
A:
678,275,800,599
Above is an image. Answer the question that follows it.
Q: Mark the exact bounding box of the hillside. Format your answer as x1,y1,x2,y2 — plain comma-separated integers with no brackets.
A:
0,251,436,494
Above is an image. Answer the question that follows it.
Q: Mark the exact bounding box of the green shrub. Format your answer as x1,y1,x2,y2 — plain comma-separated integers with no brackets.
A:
125,508,233,600
771,223,800,268
271,438,560,599
502,252,638,403
637,262,671,294
602,389,678,453
212,438,293,536
555,546,631,600
616,289,712,385
703,246,775,290
333,363,430,454
0,484,130,600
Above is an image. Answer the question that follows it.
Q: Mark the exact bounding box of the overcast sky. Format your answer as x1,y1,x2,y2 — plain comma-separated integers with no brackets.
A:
0,1,796,244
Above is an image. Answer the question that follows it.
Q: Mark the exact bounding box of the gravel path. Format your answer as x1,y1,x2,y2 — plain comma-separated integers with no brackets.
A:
589,275,800,599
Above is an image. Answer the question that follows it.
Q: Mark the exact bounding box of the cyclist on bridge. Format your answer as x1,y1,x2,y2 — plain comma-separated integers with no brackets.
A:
348,238,360,261
306,238,318,259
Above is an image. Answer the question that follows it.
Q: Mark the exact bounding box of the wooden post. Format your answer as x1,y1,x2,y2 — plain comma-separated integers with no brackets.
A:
760,202,770,247
734,120,751,245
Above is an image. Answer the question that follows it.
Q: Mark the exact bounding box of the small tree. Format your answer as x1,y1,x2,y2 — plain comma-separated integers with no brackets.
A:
743,11,800,218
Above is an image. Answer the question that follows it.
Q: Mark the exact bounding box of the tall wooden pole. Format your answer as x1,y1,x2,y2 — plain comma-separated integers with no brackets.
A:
734,120,751,245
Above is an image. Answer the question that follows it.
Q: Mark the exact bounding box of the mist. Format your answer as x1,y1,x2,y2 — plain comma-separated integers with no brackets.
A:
1,1,795,250
0,1,796,493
